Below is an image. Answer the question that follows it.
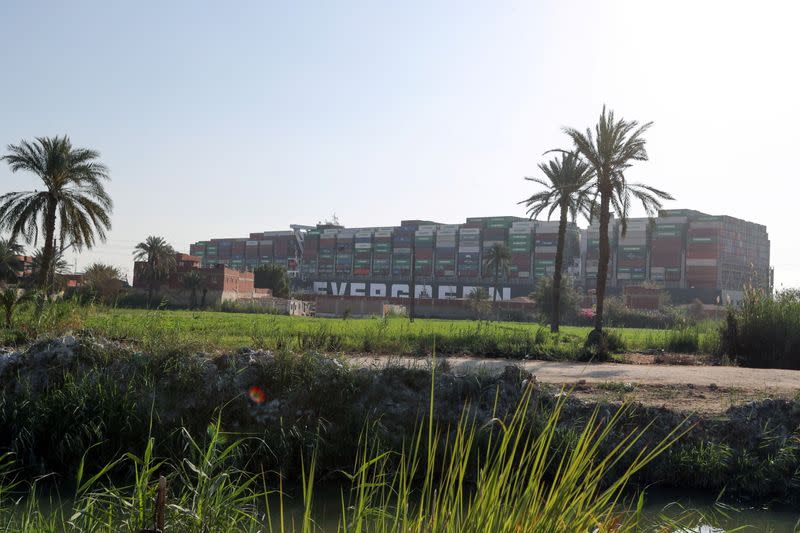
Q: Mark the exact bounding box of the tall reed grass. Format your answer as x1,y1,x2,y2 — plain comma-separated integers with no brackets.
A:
721,287,800,369
0,368,707,532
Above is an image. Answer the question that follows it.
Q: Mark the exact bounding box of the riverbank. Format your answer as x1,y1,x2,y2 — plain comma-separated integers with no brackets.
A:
1,336,798,509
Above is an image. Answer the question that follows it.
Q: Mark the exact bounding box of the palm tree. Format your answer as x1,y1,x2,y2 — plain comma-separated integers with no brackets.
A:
562,107,673,341
28,247,70,290
133,236,176,307
183,270,202,309
0,239,24,285
0,136,112,293
521,152,594,332
0,287,30,328
483,244,512,304
83,262,123,304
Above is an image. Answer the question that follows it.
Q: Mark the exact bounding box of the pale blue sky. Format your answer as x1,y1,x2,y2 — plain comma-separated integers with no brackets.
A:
1,1,798,287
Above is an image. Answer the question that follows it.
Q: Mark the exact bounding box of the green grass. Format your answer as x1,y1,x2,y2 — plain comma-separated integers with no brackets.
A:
74,306,715,358
0,379,703,532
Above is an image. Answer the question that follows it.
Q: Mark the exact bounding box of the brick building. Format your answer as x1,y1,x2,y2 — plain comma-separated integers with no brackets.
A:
133,252,271,305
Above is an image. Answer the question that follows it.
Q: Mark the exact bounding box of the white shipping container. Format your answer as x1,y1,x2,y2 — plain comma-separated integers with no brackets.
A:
690,221,721,229
259,240,273,246
416,229,434,236
536,221,560,232
512,220,536,229
509,227,533,234
459,228,480,235
536,246,557,253
246,241,258,246
686,258,718,267
356,231,373,238
374,230,392,238
354,243,372,249
459,246,480,253
650,267,666,274
418,225,437,231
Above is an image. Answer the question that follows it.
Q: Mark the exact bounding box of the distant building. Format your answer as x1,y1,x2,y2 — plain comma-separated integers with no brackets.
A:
132,252,309,314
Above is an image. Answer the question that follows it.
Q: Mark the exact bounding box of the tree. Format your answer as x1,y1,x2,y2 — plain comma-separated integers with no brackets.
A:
0,239,23,285
467,287,491,320
0,136,112,293
532,276,579,326
133,236,176,307
521,152,594,332
253,264,290,298
562,107,673,343
0,288,30,328
183,270,202,309
28,247,69,291
482,244,511,304
83,262,123,304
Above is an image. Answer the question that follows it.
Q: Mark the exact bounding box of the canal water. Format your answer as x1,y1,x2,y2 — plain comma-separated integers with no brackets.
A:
274,487,800,532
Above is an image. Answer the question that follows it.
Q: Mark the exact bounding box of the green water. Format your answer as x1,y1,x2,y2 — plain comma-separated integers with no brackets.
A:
274,487,800,532
640,489,800,532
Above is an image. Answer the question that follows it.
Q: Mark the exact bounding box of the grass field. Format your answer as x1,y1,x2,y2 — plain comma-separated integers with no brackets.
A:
76,307,720,358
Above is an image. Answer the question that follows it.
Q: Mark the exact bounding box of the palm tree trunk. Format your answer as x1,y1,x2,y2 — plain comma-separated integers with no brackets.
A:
594,190,612,333
493,264,499,321
38,198,58,293
552,203,568,333
147,283,154,308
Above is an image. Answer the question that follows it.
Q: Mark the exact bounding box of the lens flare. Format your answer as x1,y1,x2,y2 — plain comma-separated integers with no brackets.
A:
248,385,266,404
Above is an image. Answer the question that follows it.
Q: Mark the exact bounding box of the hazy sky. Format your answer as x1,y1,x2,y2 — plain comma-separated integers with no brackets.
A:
1,1,798,287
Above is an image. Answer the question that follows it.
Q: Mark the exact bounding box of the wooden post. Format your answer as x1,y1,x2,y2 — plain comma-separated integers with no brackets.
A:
139,475,167,533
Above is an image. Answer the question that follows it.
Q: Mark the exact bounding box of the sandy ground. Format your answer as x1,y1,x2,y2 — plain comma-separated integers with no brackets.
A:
348,355,800,414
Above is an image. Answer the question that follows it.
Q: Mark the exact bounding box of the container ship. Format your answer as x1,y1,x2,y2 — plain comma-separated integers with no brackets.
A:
189,210,770,304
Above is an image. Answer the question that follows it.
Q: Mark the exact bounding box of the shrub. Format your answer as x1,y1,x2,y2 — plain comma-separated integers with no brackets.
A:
720,287,800,369
532,276,579,325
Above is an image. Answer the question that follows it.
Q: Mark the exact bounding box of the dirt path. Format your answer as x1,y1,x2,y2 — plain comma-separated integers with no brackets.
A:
349,355,800,390
349,355,800,414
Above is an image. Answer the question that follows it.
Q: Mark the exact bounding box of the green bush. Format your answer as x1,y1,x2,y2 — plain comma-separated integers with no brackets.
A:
720,288,800,369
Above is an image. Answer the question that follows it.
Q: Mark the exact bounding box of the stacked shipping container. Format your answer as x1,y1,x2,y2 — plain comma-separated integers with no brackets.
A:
372,230,392,276
533,221,559,281
508,221,534,279
414,227,435,277
649,212,691,286
616,218,649,284
391,230,413,277
435,226,457,278
457,228,481,278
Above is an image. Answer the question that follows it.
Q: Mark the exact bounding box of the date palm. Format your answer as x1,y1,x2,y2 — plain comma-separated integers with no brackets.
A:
562,107,673,341
521,152,594,332
133,236,176,307
483,243,512,304
0,239,24,285
0,136,112,293
183,270,202,309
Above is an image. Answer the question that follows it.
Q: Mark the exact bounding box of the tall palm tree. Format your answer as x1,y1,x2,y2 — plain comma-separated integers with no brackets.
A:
183,270,202,309
0,239,24,285
0,136,112,293
133,236,176,308
483,243,512,304
562,107,673,340
521,152,594,332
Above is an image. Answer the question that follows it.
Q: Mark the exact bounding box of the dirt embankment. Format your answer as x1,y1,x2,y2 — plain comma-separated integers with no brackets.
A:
349,354,800,414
